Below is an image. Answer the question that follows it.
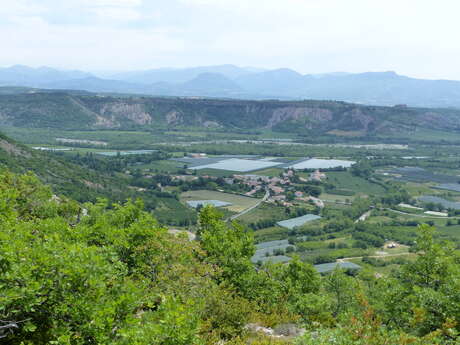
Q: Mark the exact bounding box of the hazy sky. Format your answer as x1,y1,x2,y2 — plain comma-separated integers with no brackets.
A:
2,0,460,79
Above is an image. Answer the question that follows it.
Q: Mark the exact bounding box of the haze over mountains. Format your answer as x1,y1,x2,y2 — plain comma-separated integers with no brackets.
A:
2,64,460,108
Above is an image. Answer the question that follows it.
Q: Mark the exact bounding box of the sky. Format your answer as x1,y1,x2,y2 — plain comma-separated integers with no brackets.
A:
1,0,460,79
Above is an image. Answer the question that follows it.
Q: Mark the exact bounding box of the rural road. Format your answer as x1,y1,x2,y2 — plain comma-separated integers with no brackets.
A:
322,199,352,205
228,188,270,221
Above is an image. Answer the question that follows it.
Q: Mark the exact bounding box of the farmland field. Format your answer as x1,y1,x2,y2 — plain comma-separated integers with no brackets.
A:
180,190,261,212
237,203,290,224
6,117,460,278
251,167,284,176
419,195,460,209
252,226,289,242
320,193,353,203
325,171,386,195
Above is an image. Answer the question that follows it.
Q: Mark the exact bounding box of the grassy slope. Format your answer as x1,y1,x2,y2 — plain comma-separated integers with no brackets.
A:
0,132,124,202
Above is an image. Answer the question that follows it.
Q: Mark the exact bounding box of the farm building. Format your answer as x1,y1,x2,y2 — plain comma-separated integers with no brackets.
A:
254,255,292,264
310,170,326,181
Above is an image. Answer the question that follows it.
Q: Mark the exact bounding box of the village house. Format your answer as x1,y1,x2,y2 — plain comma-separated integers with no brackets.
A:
310,170,326,181
247,180,260,187
172,175,199,182
282,170,294,178
269,185,284,194
188,153,207,158
309,196,325,208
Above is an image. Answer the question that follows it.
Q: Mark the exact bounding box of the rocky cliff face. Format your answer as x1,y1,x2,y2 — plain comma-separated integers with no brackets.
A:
99,102,152,126
1,92,460,135
266,107,334,128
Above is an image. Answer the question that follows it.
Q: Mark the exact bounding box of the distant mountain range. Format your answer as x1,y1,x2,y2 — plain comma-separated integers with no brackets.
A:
2,64,460,108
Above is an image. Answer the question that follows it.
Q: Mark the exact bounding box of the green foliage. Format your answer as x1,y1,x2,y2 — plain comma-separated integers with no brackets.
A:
364,225,460,342
0,172,251,344
1,171,459,344
198,206,256,293
350,160,373,178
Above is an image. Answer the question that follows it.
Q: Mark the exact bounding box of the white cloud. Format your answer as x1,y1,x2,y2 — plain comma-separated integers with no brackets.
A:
89,7,143,21
88,0,143,6
0,1,46,17
1,0,460,78
0,12,184,69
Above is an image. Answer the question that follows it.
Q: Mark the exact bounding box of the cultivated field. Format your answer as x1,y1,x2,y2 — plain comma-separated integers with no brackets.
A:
326,171,386,195
180,190,261,212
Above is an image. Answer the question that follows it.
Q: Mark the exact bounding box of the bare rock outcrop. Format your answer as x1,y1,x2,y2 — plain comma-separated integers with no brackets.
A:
266,107,333,128
100,103,152,125
166,110,183,125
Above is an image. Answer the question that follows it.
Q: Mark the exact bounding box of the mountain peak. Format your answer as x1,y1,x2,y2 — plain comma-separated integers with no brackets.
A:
182,72,241,91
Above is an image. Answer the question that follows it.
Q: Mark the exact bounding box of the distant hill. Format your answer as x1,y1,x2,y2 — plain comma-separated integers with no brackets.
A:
148,73,244,98
46,76,147,94
0,65,92,87
110,64,263,84
235,68,306,97
3,65,460,107
2,90,460,138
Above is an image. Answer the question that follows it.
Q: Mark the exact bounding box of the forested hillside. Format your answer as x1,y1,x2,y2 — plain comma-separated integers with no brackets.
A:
2,90,460,136
0,171,459,344
0,132,195,224
0,132,120,202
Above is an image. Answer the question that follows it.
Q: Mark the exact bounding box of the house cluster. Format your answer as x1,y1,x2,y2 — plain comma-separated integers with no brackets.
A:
226,170,327,207
230,173,292,198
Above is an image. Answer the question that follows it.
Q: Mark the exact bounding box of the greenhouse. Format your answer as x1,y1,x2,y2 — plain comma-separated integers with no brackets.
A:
288,158,355,170
277,214,322,229
314,262,362,274
190,158,283,172
186,200,232,208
